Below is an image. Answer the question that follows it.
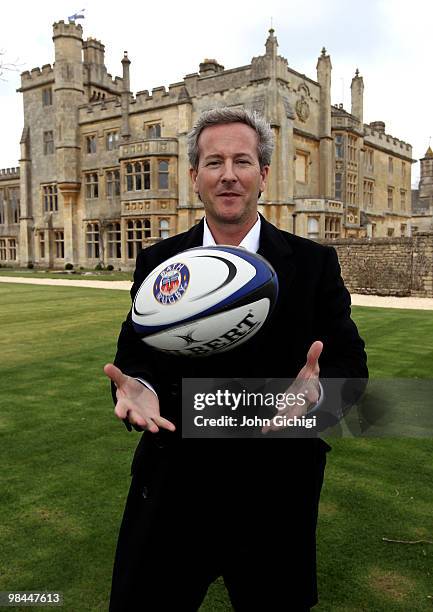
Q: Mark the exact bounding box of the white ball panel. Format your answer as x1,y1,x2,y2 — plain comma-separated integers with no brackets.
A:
142,298,271,356
133,248,258,327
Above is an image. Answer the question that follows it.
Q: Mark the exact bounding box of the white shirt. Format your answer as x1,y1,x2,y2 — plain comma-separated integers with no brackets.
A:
202,215,261,252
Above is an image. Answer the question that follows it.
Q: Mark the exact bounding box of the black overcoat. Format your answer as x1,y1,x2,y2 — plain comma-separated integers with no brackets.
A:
109,216,368,611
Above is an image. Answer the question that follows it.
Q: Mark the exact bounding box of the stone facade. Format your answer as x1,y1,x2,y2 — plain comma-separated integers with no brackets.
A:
327,233,433,297
0,168,20,263
0,22,415,269
411,147,433,233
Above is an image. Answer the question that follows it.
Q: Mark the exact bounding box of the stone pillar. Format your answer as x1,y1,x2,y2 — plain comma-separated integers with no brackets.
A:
59,183,80,265
316,48,333,199
351,69,364,126
177,94,193,210
266,125,280,205
47,213,54,269
18,128,33,266
176,208,193,234
278,99,295,209
120,217,130,268
121,52,131,141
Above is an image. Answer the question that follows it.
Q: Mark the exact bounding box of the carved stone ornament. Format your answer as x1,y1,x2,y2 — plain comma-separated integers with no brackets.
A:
296,97,310,122
298,82,310,97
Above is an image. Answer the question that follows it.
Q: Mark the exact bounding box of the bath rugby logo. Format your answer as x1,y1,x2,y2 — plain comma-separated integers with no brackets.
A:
153,263,190,305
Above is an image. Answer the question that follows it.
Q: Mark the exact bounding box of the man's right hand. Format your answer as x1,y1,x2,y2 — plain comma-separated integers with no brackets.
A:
103,363,176,433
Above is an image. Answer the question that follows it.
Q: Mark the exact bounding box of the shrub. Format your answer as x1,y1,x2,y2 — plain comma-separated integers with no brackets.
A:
65,263,74,270
94,263,104,271
106,264,114,271
27,262,34,269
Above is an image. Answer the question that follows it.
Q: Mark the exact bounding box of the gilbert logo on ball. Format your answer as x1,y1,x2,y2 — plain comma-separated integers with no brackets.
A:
132,245,279,357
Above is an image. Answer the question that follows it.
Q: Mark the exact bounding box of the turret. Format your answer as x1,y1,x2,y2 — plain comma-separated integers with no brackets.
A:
419,146,433,201
83,37,105,66
83,37,106,87
199,59,224,76
265,27,278,60
52,20,84,82
264,28,279,127
52,20,84,183
369,121,385,134
316,47,332,198
121,51,131,141
316,47,332,138
52,20,84,265
351,68,364,126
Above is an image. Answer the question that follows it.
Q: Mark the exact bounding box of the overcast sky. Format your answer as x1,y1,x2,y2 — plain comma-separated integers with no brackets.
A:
1,0,430,184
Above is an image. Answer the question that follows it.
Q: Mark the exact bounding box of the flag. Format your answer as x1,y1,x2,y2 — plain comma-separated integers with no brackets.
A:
68,9,85,22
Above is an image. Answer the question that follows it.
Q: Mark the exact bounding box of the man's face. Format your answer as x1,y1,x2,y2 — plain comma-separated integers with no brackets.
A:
190,122,269,227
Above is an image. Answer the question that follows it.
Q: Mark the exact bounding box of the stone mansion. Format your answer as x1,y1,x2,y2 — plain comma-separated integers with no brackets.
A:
0,21,414,268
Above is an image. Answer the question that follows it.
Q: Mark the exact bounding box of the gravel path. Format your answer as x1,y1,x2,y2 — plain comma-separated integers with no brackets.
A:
1,276,433,310
0,276,132,291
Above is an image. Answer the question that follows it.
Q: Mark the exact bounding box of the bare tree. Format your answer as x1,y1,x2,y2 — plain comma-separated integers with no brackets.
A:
0,50,22,80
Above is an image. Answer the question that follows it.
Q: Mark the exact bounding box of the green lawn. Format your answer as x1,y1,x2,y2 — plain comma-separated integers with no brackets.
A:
0,284,432,611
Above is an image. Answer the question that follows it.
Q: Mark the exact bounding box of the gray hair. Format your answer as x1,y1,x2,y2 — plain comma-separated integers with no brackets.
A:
187,107,274,170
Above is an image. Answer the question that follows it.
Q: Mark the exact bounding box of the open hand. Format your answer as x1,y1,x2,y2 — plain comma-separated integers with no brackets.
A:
262,340,323,434
104,363,176,433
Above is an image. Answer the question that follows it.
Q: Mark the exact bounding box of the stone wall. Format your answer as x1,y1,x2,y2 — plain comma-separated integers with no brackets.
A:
323,232,433,297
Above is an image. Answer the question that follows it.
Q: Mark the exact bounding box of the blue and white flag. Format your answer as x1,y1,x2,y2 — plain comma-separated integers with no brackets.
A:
68,9,85,22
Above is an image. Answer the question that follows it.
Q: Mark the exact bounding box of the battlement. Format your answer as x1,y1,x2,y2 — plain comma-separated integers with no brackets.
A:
332,104,362,130
85,37,105,50
331,107,412,155
0,167,20,180
83,37,105,67
134,84,177,108
21,63,54,86
84,66,123,93
52,20,83,40
364,123,412,155
135,89,150,100
79,97,122,123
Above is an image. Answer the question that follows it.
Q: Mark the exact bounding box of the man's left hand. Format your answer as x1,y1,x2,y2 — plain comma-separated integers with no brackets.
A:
262,340,323,434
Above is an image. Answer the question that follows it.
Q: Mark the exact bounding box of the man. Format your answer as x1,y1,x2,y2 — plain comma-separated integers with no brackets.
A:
105,108,368,611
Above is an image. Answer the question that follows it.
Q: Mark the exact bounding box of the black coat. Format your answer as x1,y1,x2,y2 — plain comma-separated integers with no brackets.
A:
109,216,368,611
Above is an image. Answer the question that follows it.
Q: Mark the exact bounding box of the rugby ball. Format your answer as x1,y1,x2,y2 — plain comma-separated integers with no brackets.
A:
132,245,279,357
